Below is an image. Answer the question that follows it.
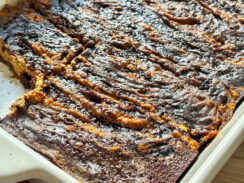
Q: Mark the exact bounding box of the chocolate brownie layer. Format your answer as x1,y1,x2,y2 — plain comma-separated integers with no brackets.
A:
32,0,244,137
0,0,244,182
2,96,198,182
0,4,82,86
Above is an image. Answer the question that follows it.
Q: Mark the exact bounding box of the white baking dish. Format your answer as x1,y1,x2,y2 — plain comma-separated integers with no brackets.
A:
0,1,243,183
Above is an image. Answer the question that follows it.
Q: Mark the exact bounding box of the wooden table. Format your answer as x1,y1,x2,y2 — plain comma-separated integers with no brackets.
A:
212,141,244,183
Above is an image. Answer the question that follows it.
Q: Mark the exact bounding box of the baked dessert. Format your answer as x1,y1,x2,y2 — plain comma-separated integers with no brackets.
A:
0,0,243,182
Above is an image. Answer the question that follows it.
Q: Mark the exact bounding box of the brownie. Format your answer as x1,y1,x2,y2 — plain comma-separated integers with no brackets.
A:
0,0,244,182
0,4,82,88
2,96,198,182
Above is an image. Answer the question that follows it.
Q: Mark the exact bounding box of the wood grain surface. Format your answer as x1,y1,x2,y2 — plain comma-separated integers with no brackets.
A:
212,141,244,183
